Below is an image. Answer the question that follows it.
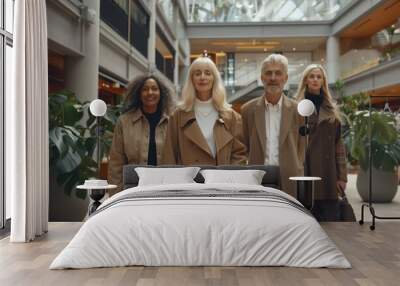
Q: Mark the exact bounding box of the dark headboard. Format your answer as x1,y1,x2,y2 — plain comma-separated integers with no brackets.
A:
123,165,281,190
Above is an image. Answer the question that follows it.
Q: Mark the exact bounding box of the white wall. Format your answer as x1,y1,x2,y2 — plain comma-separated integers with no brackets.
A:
47,1,83,56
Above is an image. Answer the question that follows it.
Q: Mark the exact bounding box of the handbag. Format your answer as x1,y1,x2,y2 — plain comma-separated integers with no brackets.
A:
337,185,356,222
310,185,356,222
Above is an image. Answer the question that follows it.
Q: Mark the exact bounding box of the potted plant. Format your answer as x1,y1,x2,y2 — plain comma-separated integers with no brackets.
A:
350,109,400,202
48,90,121,220
336,82,400,203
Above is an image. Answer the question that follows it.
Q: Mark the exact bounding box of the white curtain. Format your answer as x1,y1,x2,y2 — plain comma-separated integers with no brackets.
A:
8,0,49,242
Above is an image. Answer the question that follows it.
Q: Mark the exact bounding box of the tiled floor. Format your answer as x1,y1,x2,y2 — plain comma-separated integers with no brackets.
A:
346,174,400,222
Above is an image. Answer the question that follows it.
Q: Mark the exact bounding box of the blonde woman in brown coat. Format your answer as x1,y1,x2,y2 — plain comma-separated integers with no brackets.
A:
162,56,247,165
295,64,349,221
108,75,174,196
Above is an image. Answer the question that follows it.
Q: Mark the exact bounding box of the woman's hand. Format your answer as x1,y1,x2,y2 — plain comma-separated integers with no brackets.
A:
337,180,347,197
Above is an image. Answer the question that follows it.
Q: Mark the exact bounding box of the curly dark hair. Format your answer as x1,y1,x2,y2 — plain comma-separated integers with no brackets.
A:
122,74,174,115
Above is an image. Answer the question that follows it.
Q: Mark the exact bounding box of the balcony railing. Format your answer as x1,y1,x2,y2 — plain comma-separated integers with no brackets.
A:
219,56,315,89
340,49,382,79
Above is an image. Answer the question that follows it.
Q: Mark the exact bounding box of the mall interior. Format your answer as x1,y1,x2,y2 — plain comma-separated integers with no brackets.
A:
1,0,400,222
56,0,400,220
45,0,400,109
1,1,400,284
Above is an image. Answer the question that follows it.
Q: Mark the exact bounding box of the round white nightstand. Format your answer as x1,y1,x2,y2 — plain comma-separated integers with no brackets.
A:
77,184,117,215
289,176,321,210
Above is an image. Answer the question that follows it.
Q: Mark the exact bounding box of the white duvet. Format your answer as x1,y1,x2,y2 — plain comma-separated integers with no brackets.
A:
50,183,351,269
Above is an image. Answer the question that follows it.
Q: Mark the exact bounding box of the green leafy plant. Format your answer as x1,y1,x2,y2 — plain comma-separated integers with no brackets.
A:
49,91,121,199
350,110,400,172
336,81,400,172
335,80,369,164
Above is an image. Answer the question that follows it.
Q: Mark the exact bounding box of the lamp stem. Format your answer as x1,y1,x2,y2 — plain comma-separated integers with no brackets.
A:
304,116,309,177
97,116,101,178
368,97,372,207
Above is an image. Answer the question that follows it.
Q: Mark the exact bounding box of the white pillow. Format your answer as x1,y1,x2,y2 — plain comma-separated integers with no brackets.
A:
200,169,266,185
135,167,201,186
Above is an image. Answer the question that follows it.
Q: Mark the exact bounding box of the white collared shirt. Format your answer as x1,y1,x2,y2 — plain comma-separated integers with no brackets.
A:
264,96,282,165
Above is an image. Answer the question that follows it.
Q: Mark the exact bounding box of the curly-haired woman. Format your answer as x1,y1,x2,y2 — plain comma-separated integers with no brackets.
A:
108,75,174,195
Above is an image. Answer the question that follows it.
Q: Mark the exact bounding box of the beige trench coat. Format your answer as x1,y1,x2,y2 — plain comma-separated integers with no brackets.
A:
241,95,305,197
161,109,247,165
107,109,169,195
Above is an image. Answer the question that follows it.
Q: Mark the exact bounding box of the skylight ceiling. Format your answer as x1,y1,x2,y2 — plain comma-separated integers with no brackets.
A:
186,0,353,22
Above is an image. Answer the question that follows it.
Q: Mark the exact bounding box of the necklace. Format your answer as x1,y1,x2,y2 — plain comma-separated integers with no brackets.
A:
196,108,213,117
195,101,214,117
195,97,216,118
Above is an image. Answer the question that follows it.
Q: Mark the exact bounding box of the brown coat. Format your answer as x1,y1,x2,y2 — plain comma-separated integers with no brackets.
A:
307,105,348,200
241,95,305,197
161,109,247,165
107,109,169,195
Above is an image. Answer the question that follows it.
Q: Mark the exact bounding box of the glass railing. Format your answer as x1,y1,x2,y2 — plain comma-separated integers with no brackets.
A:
339,49,381,79
339,27,400,78
218,52,315,89
222,49,398,87
158,0,174,26
219,54,327,101
187,0,352,23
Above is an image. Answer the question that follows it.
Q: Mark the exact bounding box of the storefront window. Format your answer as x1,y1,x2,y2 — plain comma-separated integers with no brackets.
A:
156,27,175,81
100,0,129,40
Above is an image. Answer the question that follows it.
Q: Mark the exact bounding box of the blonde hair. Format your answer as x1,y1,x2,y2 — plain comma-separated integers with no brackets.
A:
295,64,341,123
179,57,231,112
261,54,289,74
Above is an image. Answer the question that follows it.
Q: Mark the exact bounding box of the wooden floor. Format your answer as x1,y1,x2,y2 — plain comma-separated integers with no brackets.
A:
0,222,399,286
346,174,400,222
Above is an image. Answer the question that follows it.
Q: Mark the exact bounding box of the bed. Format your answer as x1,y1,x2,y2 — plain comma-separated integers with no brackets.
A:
50,165,351,269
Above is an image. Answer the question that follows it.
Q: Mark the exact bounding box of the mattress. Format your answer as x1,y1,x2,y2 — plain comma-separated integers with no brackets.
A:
50,183,351,269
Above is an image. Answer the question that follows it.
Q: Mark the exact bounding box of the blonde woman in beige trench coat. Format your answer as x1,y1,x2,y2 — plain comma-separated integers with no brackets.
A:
107,75,174,196
161,56,247,165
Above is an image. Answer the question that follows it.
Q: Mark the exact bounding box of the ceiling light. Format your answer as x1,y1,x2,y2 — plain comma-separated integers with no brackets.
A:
236,46,277,50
